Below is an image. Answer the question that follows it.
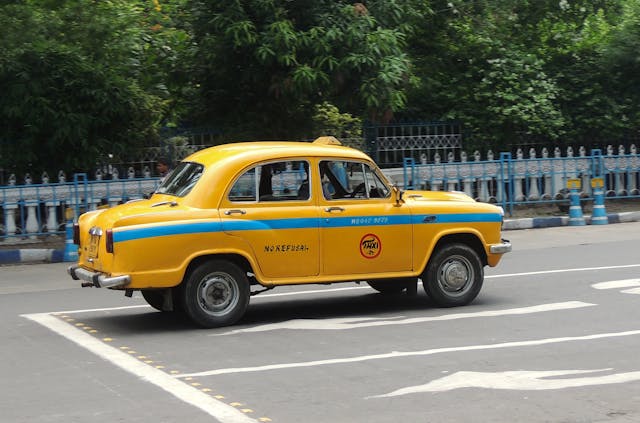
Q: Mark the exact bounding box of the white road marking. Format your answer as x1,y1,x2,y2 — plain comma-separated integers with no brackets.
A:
486,263,640,279
23,313,258,423
175,328,640,379
214,301,595,335
371,368,640,397
52,263,640,317
592,279,640,290
51,304,150,314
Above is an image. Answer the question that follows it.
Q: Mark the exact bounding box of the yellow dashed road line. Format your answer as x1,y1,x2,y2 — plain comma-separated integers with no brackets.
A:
51,313,274,422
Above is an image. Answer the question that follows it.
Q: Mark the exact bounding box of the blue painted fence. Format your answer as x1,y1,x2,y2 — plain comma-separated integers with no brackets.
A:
2,144,639,242
401,145,640,215
1,174,159,241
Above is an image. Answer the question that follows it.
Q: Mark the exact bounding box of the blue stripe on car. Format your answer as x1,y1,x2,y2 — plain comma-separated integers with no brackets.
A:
113,213,501,243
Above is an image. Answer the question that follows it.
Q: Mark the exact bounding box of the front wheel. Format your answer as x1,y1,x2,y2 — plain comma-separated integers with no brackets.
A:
180,260,250,328
422,244,483,307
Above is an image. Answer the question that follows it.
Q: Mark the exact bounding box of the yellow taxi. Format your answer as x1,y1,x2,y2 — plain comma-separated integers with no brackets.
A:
68,136,511,327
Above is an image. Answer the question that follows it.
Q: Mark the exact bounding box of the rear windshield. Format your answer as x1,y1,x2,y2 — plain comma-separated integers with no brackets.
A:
155,162,204,197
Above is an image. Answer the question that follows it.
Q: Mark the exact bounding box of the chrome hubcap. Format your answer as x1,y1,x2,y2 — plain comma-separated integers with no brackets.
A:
198,273,238,316
437,255,473,296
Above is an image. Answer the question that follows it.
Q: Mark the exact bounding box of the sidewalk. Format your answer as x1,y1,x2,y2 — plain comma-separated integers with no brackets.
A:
2,210,640,265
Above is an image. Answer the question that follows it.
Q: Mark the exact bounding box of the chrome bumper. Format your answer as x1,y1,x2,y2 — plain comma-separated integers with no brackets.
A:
490,239,512,254
67,265,131,288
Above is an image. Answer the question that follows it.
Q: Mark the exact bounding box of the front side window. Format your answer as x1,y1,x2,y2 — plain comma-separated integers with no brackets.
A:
320,160,391,199
156,162,204,197
228,160,309,202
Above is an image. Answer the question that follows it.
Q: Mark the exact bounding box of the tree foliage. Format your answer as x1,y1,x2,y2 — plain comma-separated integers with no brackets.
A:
0,0,190,176
406,0,639,149
189,0,420,139
1,0,640,176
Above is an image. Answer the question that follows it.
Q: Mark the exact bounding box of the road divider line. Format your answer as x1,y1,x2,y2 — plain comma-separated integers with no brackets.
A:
214,301,595,335
486,264,640,279
592,279,640,290
176,328,640,379
22,313,258,423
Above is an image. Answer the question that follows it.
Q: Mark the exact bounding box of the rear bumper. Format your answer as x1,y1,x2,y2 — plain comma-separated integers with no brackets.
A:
489,239,512,254
67,265,131,288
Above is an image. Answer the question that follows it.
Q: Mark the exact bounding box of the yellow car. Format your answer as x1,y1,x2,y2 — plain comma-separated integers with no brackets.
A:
68,136,511,328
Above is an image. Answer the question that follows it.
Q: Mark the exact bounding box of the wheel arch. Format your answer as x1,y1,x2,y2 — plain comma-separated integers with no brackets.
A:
183,253,255,284
426,232,488,271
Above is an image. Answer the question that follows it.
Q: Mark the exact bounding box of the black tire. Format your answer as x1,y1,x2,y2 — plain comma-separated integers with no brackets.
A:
142,289,183,312
367,278,417,295
180,260,250,328
141,290,165,311
422,243,483,307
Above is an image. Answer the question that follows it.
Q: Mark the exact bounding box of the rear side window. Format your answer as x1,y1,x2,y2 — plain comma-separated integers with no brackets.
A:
228,160,309,202
156,162,204,197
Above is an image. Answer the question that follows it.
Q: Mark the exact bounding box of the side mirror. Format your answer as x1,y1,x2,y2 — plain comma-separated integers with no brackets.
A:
392,185,404,206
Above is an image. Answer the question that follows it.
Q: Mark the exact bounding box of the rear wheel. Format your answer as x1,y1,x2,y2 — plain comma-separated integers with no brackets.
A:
180,260,250,328
422,243,483,307
141,290,165,311
142,289,182,312
367,278,417,295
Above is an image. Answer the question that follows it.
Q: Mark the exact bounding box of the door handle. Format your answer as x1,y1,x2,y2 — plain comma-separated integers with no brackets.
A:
423,215,437,223
224,209,247,215
324,206,345,213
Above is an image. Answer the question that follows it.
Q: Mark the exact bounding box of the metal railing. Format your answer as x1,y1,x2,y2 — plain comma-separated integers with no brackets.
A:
2,144,639,242
1,174,159,241
401,145,640,215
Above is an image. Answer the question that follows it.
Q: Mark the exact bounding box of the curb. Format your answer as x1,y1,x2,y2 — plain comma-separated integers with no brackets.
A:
503,211,640,230
2,210,640,265
0,248,64,265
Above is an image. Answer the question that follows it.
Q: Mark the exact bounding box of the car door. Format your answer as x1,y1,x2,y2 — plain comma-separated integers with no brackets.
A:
219,159,320,279
318,160,413,276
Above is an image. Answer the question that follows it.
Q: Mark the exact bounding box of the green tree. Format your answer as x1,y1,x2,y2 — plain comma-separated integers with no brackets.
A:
189,0,421,139
405,0,635,150
0,0,190,176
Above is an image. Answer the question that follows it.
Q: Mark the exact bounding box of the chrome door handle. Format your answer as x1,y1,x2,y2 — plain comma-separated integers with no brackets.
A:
224,209,246,215
324,206,345,212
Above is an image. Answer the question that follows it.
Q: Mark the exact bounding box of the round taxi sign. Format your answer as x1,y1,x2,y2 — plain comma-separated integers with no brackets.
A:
360,233,382,259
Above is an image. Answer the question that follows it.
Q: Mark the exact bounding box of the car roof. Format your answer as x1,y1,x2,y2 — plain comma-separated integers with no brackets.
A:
183,137,371,167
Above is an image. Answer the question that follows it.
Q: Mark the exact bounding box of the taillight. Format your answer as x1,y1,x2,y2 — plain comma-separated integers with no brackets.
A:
73,223,80,246
106,229,114,253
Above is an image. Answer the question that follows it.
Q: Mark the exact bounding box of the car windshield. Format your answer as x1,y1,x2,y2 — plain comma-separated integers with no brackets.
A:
155,162,203,197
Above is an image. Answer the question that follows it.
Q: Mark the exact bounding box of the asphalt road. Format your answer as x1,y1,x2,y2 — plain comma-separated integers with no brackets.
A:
2,222,640,423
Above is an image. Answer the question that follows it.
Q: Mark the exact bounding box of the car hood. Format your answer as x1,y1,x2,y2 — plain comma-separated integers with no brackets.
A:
403,190,476,203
